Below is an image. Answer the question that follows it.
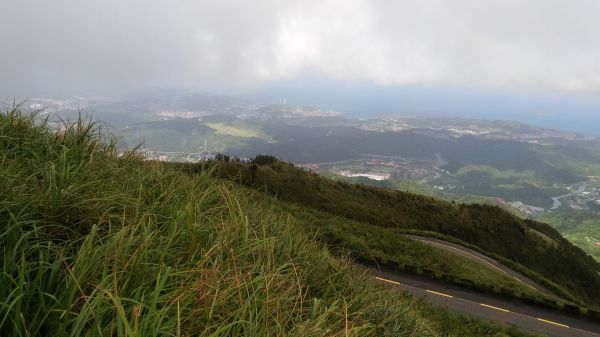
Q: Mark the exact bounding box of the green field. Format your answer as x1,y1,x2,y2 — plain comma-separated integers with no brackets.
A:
539,211,600,261
116,118,274,154
206,121,273,141
456,165,550,186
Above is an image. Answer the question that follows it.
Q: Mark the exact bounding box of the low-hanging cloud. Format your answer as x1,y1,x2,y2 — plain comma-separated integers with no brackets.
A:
2,0,600,96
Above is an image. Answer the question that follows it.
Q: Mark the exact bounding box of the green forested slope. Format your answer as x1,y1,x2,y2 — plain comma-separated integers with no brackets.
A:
209,158,600,307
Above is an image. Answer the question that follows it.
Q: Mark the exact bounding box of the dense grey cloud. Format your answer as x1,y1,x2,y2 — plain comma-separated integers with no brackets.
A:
1,0,600,95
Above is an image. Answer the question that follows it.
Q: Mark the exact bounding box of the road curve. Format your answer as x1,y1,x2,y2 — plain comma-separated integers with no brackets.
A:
367,266,600,337
407,235,556,298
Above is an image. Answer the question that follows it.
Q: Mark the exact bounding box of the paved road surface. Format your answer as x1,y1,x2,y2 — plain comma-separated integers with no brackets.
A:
407,235,555,298
368,267,600,337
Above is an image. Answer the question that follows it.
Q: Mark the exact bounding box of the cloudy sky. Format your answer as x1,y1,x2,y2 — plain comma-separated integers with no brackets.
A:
1,0,600,97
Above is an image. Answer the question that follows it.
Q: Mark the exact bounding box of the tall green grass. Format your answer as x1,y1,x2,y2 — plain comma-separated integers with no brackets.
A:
0,107,429,336
0,107,540,336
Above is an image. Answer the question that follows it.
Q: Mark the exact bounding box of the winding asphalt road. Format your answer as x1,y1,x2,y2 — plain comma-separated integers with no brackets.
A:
370,267,600,337
363,236,600,336
406,235,555,297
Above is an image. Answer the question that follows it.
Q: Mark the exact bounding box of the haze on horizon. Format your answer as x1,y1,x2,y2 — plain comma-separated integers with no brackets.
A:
1,0,600,132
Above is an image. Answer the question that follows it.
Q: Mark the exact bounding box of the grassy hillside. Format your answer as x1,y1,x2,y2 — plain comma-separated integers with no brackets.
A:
1,110,546,336
279,202,544,300
209,157,600,307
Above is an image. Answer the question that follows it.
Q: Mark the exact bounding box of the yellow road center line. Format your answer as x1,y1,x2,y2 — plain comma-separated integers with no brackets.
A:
426,290,454,298
374,276,404,286
373,276,600,335
536,318,569,328
480,303,510,313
